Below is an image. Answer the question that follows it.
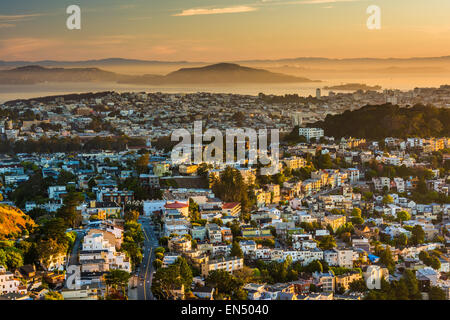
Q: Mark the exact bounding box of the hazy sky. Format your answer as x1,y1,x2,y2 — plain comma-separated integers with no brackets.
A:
1,0,450,61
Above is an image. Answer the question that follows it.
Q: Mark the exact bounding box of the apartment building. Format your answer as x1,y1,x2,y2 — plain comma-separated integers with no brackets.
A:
168,236,192,253
335,272,362,291
0,266,22,295
201,256,244,277
322,215,347,232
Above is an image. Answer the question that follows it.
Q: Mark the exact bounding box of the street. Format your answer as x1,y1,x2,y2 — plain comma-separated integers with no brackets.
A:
64,229,84,289
134,216,160,300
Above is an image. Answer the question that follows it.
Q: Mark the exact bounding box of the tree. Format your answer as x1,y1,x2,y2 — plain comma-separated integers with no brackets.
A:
57,192,84,228
232,266,255,285
428,286,446,300
211,218,223,227
351,216,365,225
0,247,23,270
430,257,441,270
232,287,248,300
153,259,162,269
394,233,408,248
176,257,193,290
230,242,244,258
316,153,333,169
318,235,336,250
304,260,323,273
229,220,241,238
396,211,411,225
287,269,299,281
351,208,362,218
155,247,165,255
44,291,64,300
151,258,192,299
283,126,307,144
188,199,200,221
410,225,425,245
309,284,319,292
2,248,24,270
136,153,150,174
0,249,6,268
232,111,246,125
88,177,97,189
121,221,144,268
105,270,131,299
36,238,67,269
40,218,67,240
419,251,433,266
56,170,76,185
378,246,396,273
124,210,140,222
349,279,367,293
211,167,250,212
152,265,183,300
27,208,48,220
403,269,421,300
382,195,394,205
340,231,352,243
206,270,240,297
394,279,409,300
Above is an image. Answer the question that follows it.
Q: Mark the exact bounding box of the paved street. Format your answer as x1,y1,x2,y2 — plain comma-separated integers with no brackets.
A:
68,230,84,265
135,216,159,300
64,229,84,289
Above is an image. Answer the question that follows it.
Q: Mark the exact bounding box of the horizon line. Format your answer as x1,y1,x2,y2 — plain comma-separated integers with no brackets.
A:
2,54,450,64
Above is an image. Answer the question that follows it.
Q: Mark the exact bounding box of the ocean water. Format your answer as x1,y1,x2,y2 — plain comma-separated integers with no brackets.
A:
0,76,448,103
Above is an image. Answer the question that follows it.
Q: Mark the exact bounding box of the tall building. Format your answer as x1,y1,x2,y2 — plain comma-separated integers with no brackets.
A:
316,88,321,99
291,112,303,127
298,127,324,142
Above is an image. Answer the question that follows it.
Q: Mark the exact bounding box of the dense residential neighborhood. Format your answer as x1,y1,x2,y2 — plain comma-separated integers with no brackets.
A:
0,90,449,301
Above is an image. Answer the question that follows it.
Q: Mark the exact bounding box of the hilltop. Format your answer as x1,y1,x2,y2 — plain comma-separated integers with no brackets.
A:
0,65,119,85
0,204,35,239
0,63,318,85
311,104,450,139
169,63,317,83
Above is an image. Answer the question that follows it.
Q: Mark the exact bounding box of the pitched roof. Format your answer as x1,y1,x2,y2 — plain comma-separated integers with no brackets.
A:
223,202,240,209
164,201,188,209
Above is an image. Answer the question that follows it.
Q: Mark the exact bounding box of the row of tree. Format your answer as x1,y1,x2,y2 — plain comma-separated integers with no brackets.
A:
312,104,450,139
0,136,145,154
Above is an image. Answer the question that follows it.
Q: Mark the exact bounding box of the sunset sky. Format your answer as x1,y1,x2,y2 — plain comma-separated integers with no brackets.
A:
1,0,449,61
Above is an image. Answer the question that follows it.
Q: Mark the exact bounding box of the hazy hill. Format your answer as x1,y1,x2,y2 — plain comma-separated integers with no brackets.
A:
122,63,317,84
0,58,191,68
323,83,382,91
0,204,35,239
311,104,450,139
2,56,449,84
0,65,120,84
0,63,318,85
2,56,450,67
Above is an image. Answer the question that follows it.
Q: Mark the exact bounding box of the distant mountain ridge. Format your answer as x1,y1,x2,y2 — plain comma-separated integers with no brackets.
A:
0,58,191,67
0,65,120,85
0,63,318,85
2,55,450,67
323,83,382,91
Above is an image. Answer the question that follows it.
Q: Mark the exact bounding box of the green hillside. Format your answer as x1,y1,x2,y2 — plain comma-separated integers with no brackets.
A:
312,104,450,139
